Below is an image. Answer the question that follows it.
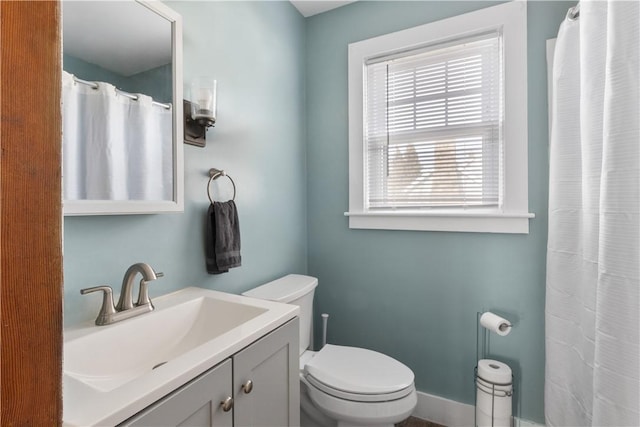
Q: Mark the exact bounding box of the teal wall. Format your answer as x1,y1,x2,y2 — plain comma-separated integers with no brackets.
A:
63,1,307,326
305,1,571,423
125,64,173,104
63,54,172,103
64,53,130,89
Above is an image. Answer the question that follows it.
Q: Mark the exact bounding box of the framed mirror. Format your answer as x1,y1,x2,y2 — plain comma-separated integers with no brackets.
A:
62,0,183,215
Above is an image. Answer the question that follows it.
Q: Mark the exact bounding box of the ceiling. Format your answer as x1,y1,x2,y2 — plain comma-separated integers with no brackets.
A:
290,0,356,17
62,1,171,77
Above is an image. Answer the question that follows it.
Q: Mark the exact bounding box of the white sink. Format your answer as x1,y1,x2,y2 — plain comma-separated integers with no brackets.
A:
63,287,299,427
65,296,267,392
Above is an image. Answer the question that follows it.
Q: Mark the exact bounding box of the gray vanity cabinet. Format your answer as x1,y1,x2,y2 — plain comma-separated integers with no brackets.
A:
121,358,234,427
234,317,300,427
119,318,299,427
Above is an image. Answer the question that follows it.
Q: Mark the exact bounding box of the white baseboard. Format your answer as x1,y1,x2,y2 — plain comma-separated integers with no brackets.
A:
413,391,545,427
413,391,474,427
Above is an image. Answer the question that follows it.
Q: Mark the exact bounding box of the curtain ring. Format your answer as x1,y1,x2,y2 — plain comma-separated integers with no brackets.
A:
207,168,236,204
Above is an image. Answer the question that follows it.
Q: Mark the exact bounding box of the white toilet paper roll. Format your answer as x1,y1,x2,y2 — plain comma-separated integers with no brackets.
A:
477,380,512,414
476,409,511,427
480,312,512,336
478,359,512,384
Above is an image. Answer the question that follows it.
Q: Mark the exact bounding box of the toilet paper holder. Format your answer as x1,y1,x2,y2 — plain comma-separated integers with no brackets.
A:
474,367,513,427
475,368,513,397
475,312,514,427
476,311,512,361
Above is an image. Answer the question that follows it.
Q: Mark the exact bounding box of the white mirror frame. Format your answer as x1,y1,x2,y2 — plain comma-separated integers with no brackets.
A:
63,0,184,216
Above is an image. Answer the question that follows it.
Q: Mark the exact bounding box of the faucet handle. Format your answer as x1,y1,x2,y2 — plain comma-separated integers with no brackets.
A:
80,285,117,326
136,272,163,308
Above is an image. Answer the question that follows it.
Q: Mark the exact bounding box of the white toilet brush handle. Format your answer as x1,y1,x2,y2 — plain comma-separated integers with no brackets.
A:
321,313,329,348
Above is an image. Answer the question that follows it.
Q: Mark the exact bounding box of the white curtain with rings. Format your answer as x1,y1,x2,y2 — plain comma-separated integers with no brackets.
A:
545,1,639,426
62,71,173,201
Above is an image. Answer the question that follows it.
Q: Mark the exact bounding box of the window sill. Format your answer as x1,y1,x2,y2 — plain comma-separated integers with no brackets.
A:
344,210,535,234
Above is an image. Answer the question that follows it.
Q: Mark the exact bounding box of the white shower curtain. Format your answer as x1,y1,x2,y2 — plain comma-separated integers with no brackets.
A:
546,1,639,426
62,71,173,201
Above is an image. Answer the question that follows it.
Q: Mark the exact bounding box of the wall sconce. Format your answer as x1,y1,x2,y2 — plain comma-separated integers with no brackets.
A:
184,77,217,147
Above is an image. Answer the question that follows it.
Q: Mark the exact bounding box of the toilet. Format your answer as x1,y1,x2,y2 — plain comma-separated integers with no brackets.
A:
242,274,417,427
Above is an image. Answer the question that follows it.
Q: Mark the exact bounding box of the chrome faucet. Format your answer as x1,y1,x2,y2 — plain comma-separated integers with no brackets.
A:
116,262,163,311
80,263,164,326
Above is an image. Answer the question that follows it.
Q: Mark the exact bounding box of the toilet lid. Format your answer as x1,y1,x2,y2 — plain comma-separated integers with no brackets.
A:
304,344,414,395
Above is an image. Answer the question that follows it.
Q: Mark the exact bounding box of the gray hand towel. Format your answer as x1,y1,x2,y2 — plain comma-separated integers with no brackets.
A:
206,201,241,274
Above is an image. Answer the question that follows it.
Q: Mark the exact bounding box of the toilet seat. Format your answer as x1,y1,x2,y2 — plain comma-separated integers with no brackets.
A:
303,344,415,402
306,374,415,402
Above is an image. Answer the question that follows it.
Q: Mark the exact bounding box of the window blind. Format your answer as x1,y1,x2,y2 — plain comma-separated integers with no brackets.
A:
365,31,503,209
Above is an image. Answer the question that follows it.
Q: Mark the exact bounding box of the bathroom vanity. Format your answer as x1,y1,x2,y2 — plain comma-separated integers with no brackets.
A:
121,319,299,426
63,288,300,426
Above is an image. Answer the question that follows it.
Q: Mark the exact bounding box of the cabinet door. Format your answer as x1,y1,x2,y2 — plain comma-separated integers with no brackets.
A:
233,318,300,427
120,359,233,427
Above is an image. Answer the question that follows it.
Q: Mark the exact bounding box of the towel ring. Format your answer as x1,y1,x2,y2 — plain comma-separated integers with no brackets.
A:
207,168,236,204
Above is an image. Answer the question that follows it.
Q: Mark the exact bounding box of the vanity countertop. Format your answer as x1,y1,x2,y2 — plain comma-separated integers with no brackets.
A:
63,287,299,427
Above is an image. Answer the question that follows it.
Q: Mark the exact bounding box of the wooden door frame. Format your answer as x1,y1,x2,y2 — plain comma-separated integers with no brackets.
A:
1,1,63,425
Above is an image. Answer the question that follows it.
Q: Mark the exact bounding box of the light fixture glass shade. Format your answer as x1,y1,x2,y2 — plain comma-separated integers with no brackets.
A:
190,77,217,125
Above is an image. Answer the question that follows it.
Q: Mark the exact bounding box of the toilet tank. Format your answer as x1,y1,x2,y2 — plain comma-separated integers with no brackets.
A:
242,274,318,356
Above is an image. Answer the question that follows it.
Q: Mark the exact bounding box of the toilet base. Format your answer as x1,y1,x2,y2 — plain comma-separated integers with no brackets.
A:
301,376,416,427
301,394,397,427
300,408,327,427
301,410,395,427
301,378,337,427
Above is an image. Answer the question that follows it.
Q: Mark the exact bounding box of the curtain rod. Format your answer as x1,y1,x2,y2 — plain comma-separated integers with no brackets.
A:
72,76,172,110
567,3,580,21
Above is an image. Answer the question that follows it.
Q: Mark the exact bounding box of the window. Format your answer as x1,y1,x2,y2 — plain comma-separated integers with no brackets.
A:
347,1,533,233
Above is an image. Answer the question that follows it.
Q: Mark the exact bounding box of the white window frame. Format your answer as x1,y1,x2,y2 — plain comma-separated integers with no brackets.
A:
346,1,534,234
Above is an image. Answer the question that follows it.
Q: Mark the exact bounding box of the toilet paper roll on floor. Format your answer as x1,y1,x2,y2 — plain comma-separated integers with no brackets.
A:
480,312,512,336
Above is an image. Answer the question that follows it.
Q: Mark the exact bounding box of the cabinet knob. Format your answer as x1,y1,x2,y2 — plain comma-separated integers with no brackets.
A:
241,379,253,394
220,397,234,412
